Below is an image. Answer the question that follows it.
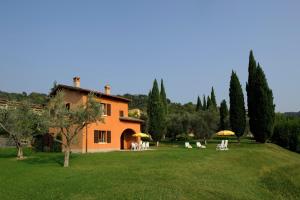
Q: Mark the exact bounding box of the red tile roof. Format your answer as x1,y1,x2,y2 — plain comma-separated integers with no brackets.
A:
50,84,131,103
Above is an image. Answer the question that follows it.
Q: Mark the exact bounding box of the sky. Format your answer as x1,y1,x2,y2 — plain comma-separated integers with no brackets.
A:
0,0,299,112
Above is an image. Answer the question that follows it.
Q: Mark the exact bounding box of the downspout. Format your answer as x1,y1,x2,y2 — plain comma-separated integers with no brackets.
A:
85,124,88,153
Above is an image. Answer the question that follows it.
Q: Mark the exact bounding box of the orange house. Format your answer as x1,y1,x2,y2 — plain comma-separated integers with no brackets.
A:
50,77,143,153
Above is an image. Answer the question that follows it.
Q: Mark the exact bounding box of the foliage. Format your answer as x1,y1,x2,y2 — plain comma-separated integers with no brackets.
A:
0,90,48,105
202,95,207,111
210,87,217,109
160,79,168,115
206,96,211,110
0,101,48,158
196,96,202,111
246,51,275,143
166,107,219,141
272,114,300,152
229,71,246,142
33,134,62,152
219,99,229,130
246,50,257,135
160,79,168,138
122,93,149,112
47,91,103,167
147,79,165,144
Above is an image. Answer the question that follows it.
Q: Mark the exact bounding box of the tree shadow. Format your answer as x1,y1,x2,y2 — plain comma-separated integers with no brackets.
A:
21,153,65,166
0,151,17,158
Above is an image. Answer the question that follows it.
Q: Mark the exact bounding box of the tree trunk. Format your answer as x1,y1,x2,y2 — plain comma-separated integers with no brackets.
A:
156,141,159,147
237,137,241,144
64,146,70,167
17,146,24,159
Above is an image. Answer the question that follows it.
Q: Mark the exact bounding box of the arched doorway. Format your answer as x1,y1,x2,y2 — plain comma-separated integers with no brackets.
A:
120,129,136,150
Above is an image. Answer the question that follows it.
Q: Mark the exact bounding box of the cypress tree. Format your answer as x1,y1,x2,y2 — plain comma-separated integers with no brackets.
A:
160,79,168,138
202,95,207,111
246,50,257,136
160,79,168,115
206,96,211,110
210,87,217,109
196,96,202,111
219,99,229,130
147,79,164,146
251,64,275,143
146,90,152,132
229,71,246,143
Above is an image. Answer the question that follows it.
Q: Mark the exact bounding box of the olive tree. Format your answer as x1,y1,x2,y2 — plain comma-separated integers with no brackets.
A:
47,91,103,167
0,101,47,159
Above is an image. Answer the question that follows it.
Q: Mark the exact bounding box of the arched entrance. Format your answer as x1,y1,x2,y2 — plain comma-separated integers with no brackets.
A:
120,129,136,150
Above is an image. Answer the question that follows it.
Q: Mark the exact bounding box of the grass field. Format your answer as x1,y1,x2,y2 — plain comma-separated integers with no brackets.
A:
0,141,300,200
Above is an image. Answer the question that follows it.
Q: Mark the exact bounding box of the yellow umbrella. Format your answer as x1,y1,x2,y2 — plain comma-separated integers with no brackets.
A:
216,130,235,136
132,133,150,138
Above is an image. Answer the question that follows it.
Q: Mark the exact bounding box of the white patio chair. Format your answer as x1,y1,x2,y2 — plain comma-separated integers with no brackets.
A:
145,142,150,150
131,142,136,151
138,141,142,151
142,142,146,150
223,140,229,150
196,142,206,149
216,140,225,150
185,142,192,149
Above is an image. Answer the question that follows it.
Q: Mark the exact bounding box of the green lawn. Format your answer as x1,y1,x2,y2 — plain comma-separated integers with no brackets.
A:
0,142,300,200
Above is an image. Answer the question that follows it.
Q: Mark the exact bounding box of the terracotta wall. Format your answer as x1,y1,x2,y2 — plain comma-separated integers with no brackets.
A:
51,89,141,153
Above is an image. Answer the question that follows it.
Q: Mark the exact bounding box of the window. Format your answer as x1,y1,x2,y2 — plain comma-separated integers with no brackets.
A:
100,103,111,116
94,130,112,143
119,110,124,117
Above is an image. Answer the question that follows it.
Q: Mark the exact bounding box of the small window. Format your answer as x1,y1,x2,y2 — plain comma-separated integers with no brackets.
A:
119,110,124,117
100,103,112,116
101,103,107,115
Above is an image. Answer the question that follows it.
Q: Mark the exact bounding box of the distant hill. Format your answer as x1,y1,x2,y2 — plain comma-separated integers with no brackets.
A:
120,94,148,112
284,112,300,117
0,90,49,105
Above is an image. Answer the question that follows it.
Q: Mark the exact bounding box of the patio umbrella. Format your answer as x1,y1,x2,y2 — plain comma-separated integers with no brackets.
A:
216,130,235,136
132,133,150,138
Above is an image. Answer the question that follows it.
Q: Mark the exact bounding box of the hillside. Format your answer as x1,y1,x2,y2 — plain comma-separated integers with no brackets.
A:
0,90,48,105
0,142,299,200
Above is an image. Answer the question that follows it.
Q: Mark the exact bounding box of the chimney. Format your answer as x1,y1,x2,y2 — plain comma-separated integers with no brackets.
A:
104,84,111,95
73,77,80,87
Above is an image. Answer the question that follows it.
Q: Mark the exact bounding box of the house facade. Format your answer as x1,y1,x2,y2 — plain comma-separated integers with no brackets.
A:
50,77,143,153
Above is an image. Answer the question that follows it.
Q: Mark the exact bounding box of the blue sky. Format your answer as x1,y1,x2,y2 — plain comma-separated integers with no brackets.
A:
0,0,299,112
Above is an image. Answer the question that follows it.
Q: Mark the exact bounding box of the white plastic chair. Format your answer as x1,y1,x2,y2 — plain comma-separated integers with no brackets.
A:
185,142,192,148
145,142,150,150
223,140,229,150
131,142,136,151
216,140,225,150
142,142,146,150
196,142,206,149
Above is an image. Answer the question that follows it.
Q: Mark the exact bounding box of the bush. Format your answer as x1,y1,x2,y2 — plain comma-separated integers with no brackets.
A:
272,115,300,153
33,134,62,152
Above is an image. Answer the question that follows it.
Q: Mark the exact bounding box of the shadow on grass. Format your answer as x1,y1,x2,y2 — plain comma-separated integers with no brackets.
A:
0,150,17,158
21,153,65,166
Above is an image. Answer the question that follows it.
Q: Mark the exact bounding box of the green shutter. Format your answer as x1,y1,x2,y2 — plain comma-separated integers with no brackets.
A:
107,104,111,116
107,131,111,143
94,130,99,143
